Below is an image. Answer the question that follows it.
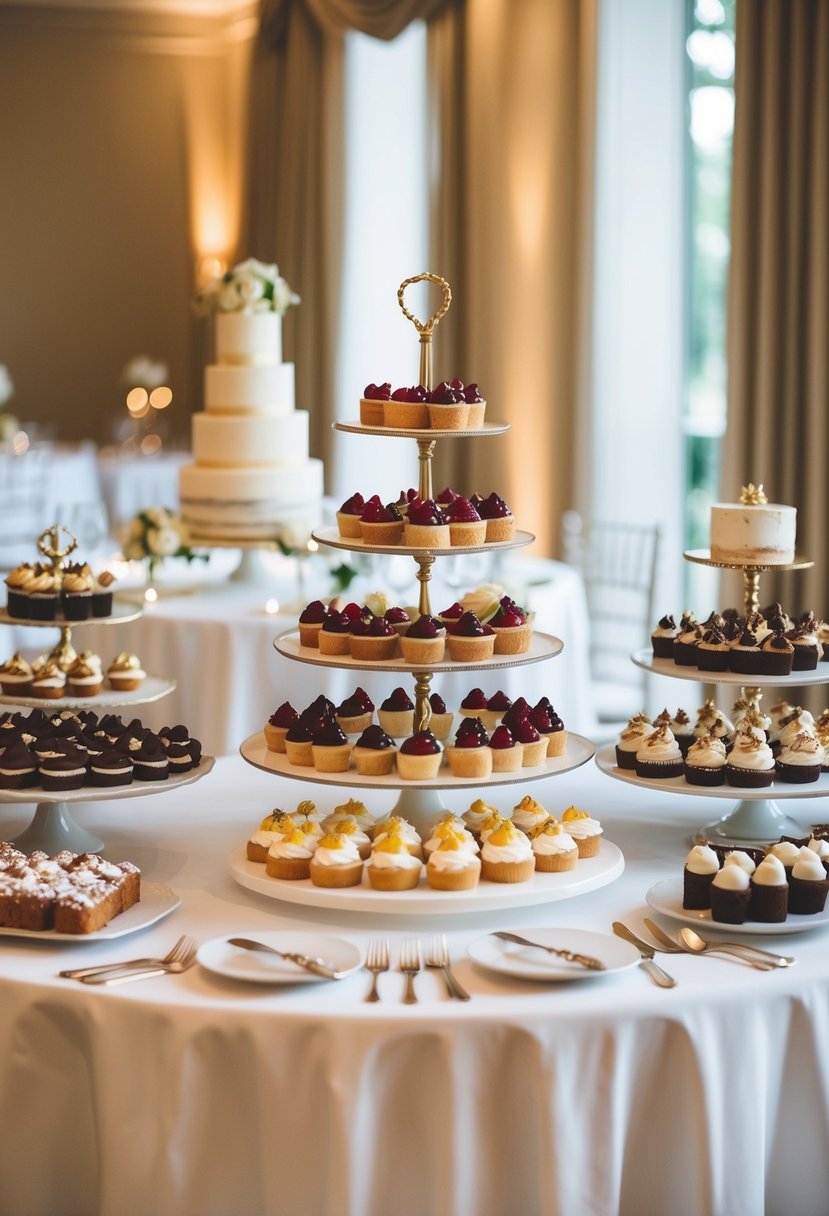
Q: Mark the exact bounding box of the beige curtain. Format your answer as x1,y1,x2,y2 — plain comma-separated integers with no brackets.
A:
245,0,597,555
428,0,597,554
723,0,829,619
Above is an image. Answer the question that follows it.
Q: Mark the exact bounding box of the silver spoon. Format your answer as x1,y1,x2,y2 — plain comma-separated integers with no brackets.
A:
678,927,790,969
227,937,352,980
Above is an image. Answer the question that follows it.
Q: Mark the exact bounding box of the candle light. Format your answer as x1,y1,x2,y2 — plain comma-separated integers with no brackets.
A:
265,598,280,615
144,587,158,605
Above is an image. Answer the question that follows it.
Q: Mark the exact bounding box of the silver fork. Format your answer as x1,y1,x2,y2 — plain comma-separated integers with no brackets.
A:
425,933,471,1001
79,938,199,986
364,938,390,1002
61,935,196,981
399,937,421,1004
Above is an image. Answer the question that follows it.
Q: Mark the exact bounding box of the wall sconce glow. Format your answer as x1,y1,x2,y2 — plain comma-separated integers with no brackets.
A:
12,431,29,455
150,386,173,410
144,587,158,604
196,255,226,288
126,388,150,417
265,598,280,615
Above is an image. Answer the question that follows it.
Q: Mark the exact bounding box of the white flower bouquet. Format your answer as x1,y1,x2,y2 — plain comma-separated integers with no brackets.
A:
193,258,300,318
120,507,205,581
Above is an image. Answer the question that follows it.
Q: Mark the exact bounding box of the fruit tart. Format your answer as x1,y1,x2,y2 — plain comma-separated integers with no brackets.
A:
426,380,469,430
446,719,493,779
352,724,397,776
446,611,496,662
298,600,328,648
399,613,446,665
349,612,398,661
384,383,429,429
359,499,404,546
396,729,443,780
336,491,368,539
403,498,450,549
264,702,299,753
489,595,533,655
444,496,486,546
360,381,391,427
378,687,415,738
489,723,524,772
476,492,515,542
367,830,423,890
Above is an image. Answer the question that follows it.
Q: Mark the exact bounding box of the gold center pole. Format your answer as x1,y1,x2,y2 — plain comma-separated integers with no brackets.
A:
413,669,434,734
52,624,74,668
419,332,433,392
743,568,761,615
417,439,435,502
415,553,434,619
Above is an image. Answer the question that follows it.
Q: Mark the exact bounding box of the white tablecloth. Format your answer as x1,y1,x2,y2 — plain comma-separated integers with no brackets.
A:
0,757,828,1216
3,553,595,754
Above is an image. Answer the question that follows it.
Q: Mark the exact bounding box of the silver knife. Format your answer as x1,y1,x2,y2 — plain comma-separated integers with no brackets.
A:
226,937,350,979
493,931,606,971
611,922,677,988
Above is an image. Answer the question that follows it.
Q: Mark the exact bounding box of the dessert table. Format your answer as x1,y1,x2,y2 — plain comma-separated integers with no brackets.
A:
1,552,596,752
1,756,828,1216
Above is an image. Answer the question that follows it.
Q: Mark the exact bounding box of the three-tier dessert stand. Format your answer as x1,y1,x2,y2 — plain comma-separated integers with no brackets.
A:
235,275,620,913
0,526,213,853
596,510,828,844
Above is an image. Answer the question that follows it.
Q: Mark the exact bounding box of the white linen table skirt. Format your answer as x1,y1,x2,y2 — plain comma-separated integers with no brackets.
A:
0,757,827,1216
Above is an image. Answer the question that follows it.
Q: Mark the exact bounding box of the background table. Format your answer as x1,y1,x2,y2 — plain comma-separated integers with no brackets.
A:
1,552,596,753
0,756,827,1216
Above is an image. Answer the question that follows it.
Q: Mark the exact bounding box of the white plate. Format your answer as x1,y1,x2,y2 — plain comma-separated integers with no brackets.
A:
595,743,829,801
227,840,624,916
274,628,563,673
241,732,595,793
0,880,180,942
467,928,640,981
197,932,362,985
646,877,829,936
631,648,829,688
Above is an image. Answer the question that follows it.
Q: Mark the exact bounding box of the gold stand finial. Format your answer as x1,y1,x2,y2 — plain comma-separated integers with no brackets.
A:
36,525,77,571
397,273,452,390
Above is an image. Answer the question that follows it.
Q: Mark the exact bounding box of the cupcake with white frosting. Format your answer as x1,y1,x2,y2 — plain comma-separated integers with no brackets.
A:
511,794,549,834
634,723,684,779
367,831,423,890
480,820,534,883
615,713,654,770
265,826,318,880
561,806,603,858
673,614,701,666
710,861,751,923
423,816,478,859
669,709,696,755
683,843,720,909
725,730,775,788
530,820,578,872
684,734,727,786
777,731,824,784
308,832,363,888
807,836,829,872
463,798,502,840
425,834,481,890
246,809,295,862
767,839,801,878
748,854,788,922
788,849,829,914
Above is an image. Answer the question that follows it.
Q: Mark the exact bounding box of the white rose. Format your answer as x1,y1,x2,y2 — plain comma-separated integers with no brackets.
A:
144,506,170,527
146,525,181,557
234,272,265,304
252,299,271,313
129,517,146,540
218,283,240,312
364,591,389,617
272,278,300,314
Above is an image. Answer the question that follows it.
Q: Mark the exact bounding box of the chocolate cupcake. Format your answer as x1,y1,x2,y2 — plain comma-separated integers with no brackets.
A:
709,863,751,924
670,709,695,755
683,843,720,908
60,565,93,621
0,739,39,789
767,839,801,880
651,613,677,659
788,851,829,914
725,731,776,788
760,630,794,675
788,622,821,670
132,732,169,781
88,748,134,787
697,627,730,672
27,569,60,621
729,628,762,675
673,616,701,666
39,748,87,792
91,569,117,617
4,564,35,618
684,733,727,786
634,723,684,779
776,731,824,783
748,854,788,922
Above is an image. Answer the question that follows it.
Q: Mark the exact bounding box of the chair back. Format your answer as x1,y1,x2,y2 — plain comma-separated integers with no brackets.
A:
0,446,50,553
561,510,661,722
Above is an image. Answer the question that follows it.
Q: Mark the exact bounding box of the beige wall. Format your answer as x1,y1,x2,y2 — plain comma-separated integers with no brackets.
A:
0,3,255,443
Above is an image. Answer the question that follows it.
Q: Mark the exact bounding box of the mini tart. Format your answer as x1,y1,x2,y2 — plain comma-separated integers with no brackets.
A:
426,400,470,430
446,743,493,779
349,627,398,662
318,618,352,655
352,725,397,775
311,740,352,774
399,626,446,666
403,519,451,549
491,620,533,656
359,515,405,546
336,509,363,539
448,517,487,546
284,732,314,767
396,731,443,780
106,653,146,692
445,630,496,663
264,704,298,753
426,838,481,890
367,836,423,890
383,398,429,429
377,704,415,738
298,608,327,647
427,700,454,741
465,397,486,427
359,397,387,427
489,726,524,773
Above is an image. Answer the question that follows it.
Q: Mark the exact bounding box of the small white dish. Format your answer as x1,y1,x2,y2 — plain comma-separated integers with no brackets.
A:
197,931,362,985
646,877,829,936
467,927,639,981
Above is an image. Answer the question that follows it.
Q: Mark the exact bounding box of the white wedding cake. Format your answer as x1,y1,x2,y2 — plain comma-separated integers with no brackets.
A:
180,264,323,541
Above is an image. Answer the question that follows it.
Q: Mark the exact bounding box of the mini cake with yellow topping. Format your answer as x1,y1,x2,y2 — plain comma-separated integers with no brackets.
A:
511,794,550,835
530,820,578,872
422,815,478,859
480,820,534,883
463,797,501,840
367,830,423,890
247,809,296,862
308,832,363,888
322,797,375,835
106,652,146,692
561,806,603,858
425,834,481,890
371,815,422,858
265,825,317,880
31,659,67,700
67,654,104,698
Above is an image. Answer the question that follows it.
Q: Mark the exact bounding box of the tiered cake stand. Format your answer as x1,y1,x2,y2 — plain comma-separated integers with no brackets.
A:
596,545,829,844
236,275,615,914
0,527,213,853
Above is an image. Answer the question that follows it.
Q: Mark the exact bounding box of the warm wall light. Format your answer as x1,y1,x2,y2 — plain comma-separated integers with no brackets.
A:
195,254,226,288
149,386,173,410
126,388,150,417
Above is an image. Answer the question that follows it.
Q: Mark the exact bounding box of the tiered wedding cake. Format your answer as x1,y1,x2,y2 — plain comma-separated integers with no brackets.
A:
180,259,324,541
